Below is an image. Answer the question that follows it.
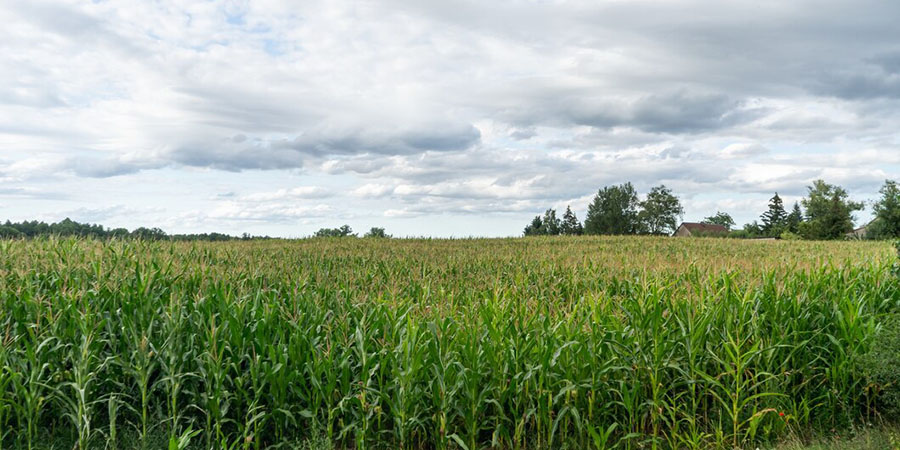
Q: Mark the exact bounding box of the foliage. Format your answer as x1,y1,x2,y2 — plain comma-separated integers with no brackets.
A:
637,184,684,235
858,313,900,419
560,206,583,235
894,240,900,279
870,180,900,239
761,193,788,236
786,202,804,234
799,180,864,240
0,237,897,449
542,208,561,235
702,211,735,231
0,218,271,241
524,215,545,236
584,182,640,235
780,230,802,240
364,227,390,238
314,224,355,237
0,226,22,238
524,209,562,236
774,425,900,450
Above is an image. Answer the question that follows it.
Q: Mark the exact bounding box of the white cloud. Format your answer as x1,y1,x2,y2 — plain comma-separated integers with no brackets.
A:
0,0,898,236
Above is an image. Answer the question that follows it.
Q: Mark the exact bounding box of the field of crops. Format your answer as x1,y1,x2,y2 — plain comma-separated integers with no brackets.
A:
0,237,898,449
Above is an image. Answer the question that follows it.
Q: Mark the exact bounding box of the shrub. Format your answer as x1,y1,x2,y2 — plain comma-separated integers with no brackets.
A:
780,231,803,240
894,241,900,278
859,313,900,419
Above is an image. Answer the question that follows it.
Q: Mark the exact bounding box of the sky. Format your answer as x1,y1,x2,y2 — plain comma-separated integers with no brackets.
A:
1,0,898,238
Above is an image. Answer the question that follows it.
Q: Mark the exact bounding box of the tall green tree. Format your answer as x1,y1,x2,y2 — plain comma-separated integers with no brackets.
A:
584,183,640,235
638,185,684,235
798,180,863,240
786,202,803,233
701,211,735,230
523,216,544,236
314,225,355,237
870,179,900,239
560,206,583,235
364,227,390,238
760,193,788,236
542,209,561,235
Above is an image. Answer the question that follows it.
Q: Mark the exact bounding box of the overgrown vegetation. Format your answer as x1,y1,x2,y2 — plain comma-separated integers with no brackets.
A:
0,237,897,449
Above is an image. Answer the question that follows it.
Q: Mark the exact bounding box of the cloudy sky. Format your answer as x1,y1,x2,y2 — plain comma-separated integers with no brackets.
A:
2,0,898,237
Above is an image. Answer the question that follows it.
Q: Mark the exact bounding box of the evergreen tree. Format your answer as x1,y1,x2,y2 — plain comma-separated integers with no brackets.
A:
870,179,900,239
760,193,788,236
786,202,803,233
560,206,583,235
584,183,640,235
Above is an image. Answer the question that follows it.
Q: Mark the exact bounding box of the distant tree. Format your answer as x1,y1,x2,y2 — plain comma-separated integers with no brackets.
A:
760,193,788,236
584,183,640,235
131,227,168,240
364,227,390,238
541,209,561,235
524,216,544,236
0,225,22,238
560,206,583,235
638,185,683,235
869,179,900,239
315,225,355,237
798,180,863,240
108,228,130,239
740,221,763,238
702,211,735,231
785,202,803,233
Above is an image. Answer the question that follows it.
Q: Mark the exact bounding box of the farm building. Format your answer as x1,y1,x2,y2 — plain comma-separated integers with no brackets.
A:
845,220,875,239
672,222,729,237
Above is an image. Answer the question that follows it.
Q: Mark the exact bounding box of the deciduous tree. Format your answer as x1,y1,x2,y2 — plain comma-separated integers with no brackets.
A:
584,183,640,235
702,211,735,230
638,185,683,235
798,180,863,240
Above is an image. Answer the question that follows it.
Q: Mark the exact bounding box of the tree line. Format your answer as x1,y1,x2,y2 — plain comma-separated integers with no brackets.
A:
0,218,271,241
525,183,685,236
0,218,392,240
313,225,389,238
524,179,900,240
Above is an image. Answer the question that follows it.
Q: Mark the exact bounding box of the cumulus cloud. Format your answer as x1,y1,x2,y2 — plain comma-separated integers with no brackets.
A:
1,0,898,235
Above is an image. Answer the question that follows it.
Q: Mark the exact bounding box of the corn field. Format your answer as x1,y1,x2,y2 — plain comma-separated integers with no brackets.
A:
0,237,897,449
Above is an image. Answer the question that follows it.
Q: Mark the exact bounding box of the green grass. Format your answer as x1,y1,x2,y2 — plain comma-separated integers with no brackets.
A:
772,425,900,450
0,236,897,449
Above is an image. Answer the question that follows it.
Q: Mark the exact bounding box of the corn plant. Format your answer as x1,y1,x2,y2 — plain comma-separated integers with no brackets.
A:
0,236,897,449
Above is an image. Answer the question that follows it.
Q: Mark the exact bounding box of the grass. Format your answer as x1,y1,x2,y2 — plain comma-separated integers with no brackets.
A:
772,425,900,450
0,236,897,449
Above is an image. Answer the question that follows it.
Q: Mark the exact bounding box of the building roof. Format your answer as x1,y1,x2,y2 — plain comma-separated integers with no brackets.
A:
674,222,729,236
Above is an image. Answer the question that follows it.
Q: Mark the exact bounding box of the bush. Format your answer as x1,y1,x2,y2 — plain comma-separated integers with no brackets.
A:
364,227,389,238
859,313,900,419
893,241,900,278
780,231,802,240
0,226,22,238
